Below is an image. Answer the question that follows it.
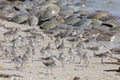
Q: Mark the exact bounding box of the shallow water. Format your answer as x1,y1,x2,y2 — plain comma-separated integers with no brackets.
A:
78,0,120,16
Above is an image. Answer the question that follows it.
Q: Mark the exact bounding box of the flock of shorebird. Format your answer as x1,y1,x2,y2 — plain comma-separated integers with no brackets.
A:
0,25,119,75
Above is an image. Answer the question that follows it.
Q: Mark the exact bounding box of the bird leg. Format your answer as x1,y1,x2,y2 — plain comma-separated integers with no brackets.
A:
46,69,49,75
69,55,72,61
61,62,64,67
85,59,89,67
50,69,53,75
78,58,81,64
101,58,104,64
73,56,75,62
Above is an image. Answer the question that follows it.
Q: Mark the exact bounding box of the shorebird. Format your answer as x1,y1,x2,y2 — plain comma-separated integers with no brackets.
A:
42,61,56,75
3,29,14,42
12,39,19,49
41,56,56,75
14,35,23,42
0,42,4,51
10,48,17,59
40,47,48,57
12,35,25,47
69,45,89,67
44,42,54,55
41,56,56,63
0,44,11,59
68,47,80,62
28,39,36,55
24,47,33,58
75,40,85,49
54,52,67,67
44,42,51,50
86,46,99,54
78,51,89,67
22,54,29,62
24,47,35,62
3,28,21,41
67,36,80,42
54,37,62,47
86,46,99,51
110,47,120,55
56,40,65,50
29,39,36,48
34,33,44,41
94,51,112,64
12,28,21,38
11,55,25,70
4,47,11,59
54,31,68,38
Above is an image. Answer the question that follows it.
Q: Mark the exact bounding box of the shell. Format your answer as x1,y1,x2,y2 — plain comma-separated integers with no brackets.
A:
110,27,120,32
60,6,76,18
78,10,90,16
28,15,39,26
0,9,18,20
88,11,110,20
91,19,103,26
56,0,70,7
73,18,93,27
41,4,60,21
40,21,60,29
46,0,57,3
65,15,80,25
12,13,28,23
111,33,120,42
50,15,65,23
14,2,32,10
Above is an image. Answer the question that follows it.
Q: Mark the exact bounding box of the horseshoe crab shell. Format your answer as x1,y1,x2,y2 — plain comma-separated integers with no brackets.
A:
40,21,60,29
41,4,60,21
12,13,28,24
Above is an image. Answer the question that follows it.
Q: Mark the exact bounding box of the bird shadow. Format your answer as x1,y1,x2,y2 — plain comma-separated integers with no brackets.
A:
0,68,15,71
104,68,120,75
75,65,88,67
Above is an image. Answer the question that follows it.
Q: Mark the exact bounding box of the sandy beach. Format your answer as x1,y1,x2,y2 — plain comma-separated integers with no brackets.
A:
0,19,119,80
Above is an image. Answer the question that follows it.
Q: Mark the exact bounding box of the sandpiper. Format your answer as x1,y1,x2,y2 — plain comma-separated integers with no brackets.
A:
43,61,56,75
75,40,84,49
44,42,54,55
44,42,51,50
11,55,25,70
24,47,33,58
10,48,17,59
12,40,19,51
79,51,89,67
3,30,14,42
56,40,65,50
41,56,56,75
54,37,62,47
56,52,67,67
94,51,112,64
28,39,36,55
40,47,48,57
68,47,80,62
